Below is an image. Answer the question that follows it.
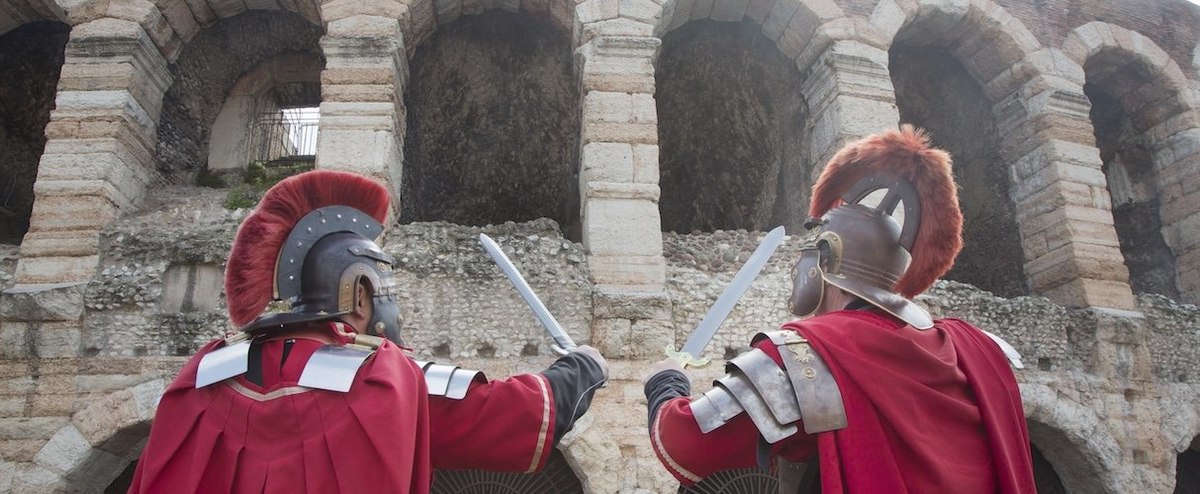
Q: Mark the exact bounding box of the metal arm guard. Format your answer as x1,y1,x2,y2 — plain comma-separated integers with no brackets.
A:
689,330,847,444
413,361,485,400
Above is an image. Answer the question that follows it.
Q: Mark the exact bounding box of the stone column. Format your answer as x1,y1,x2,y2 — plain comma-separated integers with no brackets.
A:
316,13,409,198
1156,126,1200,304
14,18,169,287
575,35,673,360
996,51,1136,310
3,18,171,361
797,38,900,178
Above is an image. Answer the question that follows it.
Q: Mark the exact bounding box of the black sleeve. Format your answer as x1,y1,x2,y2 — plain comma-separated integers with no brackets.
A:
643,369,690,429
541,351,607,444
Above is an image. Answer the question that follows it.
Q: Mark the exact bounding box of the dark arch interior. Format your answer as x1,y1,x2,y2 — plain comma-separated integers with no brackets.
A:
889,43,1028,298
1083,54,1179,300
0,21,70,244
156,11,323,182
1176,443,1200,494
401,11,580,236
655,19,810,234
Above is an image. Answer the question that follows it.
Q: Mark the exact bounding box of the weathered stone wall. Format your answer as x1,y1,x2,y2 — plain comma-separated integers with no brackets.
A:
0,0,1199,492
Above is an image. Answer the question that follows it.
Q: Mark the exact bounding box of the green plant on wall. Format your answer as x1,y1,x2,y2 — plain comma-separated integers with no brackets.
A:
222,160,315,210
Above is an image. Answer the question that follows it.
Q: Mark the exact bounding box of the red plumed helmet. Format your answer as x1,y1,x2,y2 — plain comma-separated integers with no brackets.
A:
788,125,960,329
224,170,391,327
809,124,962,297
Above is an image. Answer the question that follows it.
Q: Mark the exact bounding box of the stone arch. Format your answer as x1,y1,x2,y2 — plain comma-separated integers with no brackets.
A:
1021,382,1125,494
878,0,1044,298
653,0,844,61
400,9,580,231
0,19,69,245
0,0,66,36
207,53,323,175
1063,22,1200,303
654,18,812,233
401,0,574,56
23,379,163,492
155,11,325,181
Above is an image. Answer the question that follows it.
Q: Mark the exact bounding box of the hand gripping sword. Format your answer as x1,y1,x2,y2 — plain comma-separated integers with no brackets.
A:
479,234,576,356
666,226,787,369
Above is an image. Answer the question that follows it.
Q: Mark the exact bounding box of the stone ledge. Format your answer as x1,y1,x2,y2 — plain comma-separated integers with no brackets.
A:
0,283,86,322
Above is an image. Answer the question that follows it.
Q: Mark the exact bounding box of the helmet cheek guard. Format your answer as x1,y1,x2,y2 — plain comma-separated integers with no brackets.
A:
788,248,824,317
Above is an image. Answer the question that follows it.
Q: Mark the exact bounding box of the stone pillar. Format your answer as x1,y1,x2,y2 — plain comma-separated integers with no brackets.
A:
13,18,169,287
797,39,900,177
996,53,1136,310
576,35,673,361
316,14,409,198
3,18,171,363
1156,126,1200,304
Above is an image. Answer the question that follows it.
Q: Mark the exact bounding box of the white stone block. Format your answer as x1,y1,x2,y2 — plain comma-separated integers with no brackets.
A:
618,0,660,23
33,425,91,475
584,91,634,123
583,142,635,183
582,195,663,256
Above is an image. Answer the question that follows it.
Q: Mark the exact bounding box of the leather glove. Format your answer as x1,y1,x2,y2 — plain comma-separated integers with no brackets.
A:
641,357,684,385
572,345,609,380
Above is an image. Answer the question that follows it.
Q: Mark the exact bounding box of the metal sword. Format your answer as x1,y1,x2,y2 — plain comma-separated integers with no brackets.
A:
479,233,576,356
666,226,787,368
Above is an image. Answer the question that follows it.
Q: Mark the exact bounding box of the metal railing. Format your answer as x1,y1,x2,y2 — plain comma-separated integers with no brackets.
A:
249,107,319,163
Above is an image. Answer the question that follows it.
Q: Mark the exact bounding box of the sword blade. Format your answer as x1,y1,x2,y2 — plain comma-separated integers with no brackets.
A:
479,234,577,352
675,226,787,365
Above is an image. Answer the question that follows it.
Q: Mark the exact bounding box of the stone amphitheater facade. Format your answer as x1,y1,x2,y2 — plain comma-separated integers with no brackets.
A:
1,0,1199,492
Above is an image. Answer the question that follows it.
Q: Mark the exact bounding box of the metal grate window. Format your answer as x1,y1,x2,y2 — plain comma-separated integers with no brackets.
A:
249,106,319,164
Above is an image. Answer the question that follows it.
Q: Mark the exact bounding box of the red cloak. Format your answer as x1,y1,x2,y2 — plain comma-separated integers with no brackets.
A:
129,336,432,493
651,310,1036,493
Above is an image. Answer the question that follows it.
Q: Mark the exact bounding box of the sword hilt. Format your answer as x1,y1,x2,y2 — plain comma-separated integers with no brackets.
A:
665,345,710,369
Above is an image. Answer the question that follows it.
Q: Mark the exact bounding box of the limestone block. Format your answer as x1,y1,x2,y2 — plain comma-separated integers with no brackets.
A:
0,460,11,493
688,0,711,20
433,0,462,24
10,463,66,494
618,0,659,23
51,90,156,139
579,18,655,44
744,0,774,22
665,0,693,32
709,0,746,21
323,14,404,39
206,0,247,18
590,317,632,357
322,83,398,102
582,71,656,93
0,419,71,444
72,389,137,448
582,122,658,144
32,424,90,475
582,195,663,257
584,91,635,124
0,283,85,322
761,0,797,41
631,144,659,184
39,145,155,200
13,255,100,285
0,322,31,359
321,0,406,22
593,288,671,319
36,322,83,358
179,0,218,24
17,230,101,258
589,254,666,288
578,0,619,24
27,193,119,234
131,379,165,421
583,142,635,183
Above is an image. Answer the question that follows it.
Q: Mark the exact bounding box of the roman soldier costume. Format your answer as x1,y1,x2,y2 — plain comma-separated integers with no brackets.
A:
130,170,606,493
644,126,1037,493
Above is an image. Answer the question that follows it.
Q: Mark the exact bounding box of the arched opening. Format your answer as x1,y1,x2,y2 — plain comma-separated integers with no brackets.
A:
1083,52,1179,300
1032,444,1067,494
0,20,69,244
655,19,810,234
401,11,580,235
888,43,1028,298
207,53,323,186
156,11,324,184
431,449,583,493
1176,438,1200,494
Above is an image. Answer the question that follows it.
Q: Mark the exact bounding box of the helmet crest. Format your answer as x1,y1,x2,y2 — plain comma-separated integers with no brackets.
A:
224,170,390,327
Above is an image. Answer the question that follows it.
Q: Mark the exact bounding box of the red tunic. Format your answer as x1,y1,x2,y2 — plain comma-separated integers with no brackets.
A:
651,310,1036,493
130,327,556,492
